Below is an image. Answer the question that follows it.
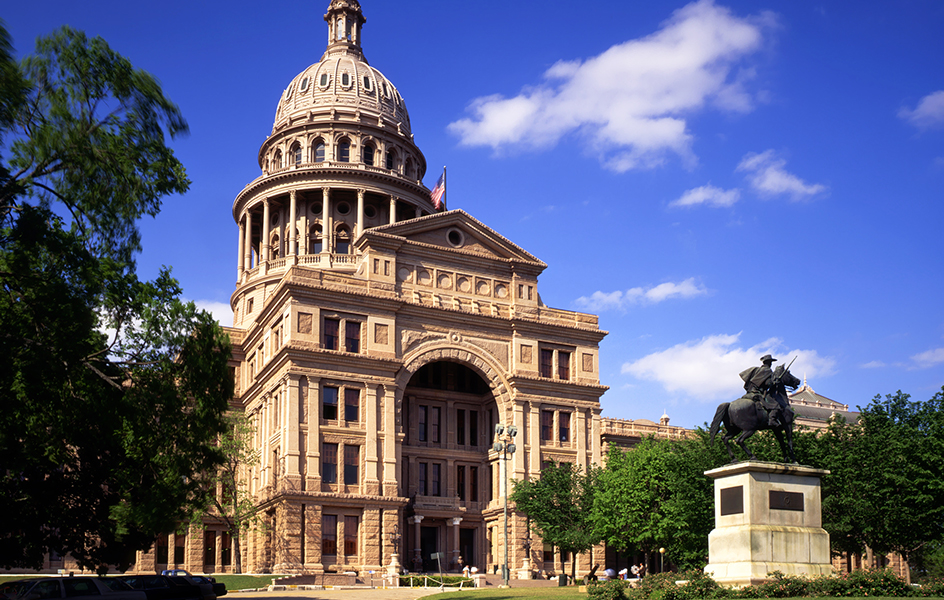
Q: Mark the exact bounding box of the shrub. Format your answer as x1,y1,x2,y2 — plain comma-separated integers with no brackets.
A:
398,574,472,587
588,579,629,600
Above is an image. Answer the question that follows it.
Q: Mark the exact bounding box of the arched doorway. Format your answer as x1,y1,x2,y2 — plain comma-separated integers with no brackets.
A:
401,360,496,573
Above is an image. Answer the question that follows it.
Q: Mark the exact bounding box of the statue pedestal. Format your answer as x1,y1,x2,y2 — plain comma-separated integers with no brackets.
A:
517,557,532,580
704,462,832,587
385,554,400,587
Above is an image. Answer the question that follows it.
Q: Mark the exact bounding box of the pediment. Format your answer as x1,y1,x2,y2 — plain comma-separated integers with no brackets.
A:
364,209,546,267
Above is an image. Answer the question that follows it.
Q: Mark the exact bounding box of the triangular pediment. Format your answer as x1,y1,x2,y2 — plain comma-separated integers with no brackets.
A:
363,209,546,267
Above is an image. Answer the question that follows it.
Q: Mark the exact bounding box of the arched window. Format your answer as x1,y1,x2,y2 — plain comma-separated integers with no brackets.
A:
338,139,351,163
313,140,326,163
273,150,283,169
310,224,323,254
270,234,280,260
335,225,352,255
362,143,374,166
337,17,344,41
291,143,302,167
385,149,396,170
405,157,414,179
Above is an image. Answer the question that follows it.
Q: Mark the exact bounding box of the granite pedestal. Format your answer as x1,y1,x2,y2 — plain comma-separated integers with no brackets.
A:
704,462,832,587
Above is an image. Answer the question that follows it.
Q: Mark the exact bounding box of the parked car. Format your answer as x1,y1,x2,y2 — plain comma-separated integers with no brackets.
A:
4,577,145,600
118,575,202,600
186,577,224,599
158,571,215,600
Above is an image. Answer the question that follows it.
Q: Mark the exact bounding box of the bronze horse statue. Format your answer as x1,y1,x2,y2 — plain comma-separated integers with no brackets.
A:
709,365,802,463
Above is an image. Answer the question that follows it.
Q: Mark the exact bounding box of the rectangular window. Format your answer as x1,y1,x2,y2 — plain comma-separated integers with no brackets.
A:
431,463,442,497
323,386,338,421
471,466,479,501
431,406,441,443
457,465,466,501
558,351,570,380
418,462,428,496
457,409,466,445
344,516,359,556
156,534,169,564
322,515,337,556
345,321,361,353
560,412,571,443
418,406,428,442
174,535,186,564
344,388,359,422
344,445,359,485
470,410,479,446
322,443,338,483
540,349,554,378
541,410,553,442
324,318,339,350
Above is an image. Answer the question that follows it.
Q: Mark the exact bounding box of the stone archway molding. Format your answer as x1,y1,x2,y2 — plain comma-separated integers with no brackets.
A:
396,338,513,414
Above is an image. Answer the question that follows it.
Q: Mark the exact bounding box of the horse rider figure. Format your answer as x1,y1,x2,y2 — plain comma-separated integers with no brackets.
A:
739,354,787,428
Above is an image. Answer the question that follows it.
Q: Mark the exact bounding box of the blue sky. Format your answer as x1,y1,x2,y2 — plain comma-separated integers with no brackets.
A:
5,1,943,429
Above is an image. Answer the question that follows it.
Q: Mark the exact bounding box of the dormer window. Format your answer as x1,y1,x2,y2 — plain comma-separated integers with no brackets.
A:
363,76,372,91
341,73,350,88
300,77,310,93
320,73,329,88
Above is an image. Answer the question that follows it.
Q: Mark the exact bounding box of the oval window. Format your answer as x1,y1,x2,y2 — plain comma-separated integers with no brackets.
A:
311,202,323,215
337,202,351,215
300,77,309,92
320,73,329,87
363,76,372,90
364,205,377,219
341,73,350,87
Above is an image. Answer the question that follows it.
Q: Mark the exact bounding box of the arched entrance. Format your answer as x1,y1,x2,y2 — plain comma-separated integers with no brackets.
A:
401,359,498,573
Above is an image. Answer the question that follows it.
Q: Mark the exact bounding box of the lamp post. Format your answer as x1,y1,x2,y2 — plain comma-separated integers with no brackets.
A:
493,423,517,588
659,547,665,573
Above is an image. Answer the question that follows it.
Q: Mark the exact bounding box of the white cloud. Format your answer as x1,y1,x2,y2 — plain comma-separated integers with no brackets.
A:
898,90,944,130
575,278,708,311
911,347,944,369
736,150,827,200
194,300,233,326
860,360,886,369
670,184,741,208
621,333,836,402
448,0,773,172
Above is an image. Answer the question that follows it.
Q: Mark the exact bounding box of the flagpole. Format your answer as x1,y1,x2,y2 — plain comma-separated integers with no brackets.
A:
443,166,447,211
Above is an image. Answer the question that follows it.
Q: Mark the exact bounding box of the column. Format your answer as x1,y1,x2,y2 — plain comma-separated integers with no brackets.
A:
288,190,297,257
244,211,253,271
364,384,380,495
410,516,423,572
591,410,602,466
261,199,270,266
323,188,333,254
382,384,398,496
237,221,245,280
513,401,526,477
529,402,541,476
215,530,223,573
309,504,324,573
307,377,322,490
451,517,463,571
576,408,587,471
285,375,301,490
389,195,397,225
415,206,422,219
356,188,365,239
299,200,308,255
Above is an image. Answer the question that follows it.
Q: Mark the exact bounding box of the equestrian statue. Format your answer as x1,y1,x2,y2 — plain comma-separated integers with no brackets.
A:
710,354,802,463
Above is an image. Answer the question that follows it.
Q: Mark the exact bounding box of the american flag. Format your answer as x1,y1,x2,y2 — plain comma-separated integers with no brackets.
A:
430,169,445,211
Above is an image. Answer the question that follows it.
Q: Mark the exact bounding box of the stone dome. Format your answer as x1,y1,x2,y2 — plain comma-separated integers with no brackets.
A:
271,0,411,136
272,55,412,135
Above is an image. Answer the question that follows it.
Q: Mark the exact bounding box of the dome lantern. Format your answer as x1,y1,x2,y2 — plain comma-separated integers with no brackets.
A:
324,0,367,59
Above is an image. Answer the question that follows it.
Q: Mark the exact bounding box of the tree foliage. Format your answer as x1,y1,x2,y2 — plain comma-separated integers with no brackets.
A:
592,436,721,570
0,25,233,573
510,461,600,581
820,389,944,576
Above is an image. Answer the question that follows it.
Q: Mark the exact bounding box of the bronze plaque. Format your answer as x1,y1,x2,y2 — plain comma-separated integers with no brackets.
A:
769,490,804,511
720,486,743,515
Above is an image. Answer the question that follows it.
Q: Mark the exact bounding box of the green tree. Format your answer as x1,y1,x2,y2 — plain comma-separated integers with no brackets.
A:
0,25,233,573
510,461,600,583
821,389,944,583
592,436,720,571
194,413,261,574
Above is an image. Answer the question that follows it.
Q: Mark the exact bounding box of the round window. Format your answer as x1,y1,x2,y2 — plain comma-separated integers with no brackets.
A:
270,214,280,226
364,205,377,218
337,202,351,215
447,228,464,248
311,202,323,215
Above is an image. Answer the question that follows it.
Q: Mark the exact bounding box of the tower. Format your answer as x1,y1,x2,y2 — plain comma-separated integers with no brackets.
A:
224,1,608,577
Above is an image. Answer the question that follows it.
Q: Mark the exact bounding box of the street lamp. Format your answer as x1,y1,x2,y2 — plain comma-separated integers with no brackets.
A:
659,547,665,573
493,423,517,588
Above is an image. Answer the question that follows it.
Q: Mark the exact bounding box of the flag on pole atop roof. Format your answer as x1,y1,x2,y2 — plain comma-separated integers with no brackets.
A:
430,167,446,211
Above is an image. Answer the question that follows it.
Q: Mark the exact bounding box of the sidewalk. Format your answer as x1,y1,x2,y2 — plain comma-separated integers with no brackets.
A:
233,589,445,600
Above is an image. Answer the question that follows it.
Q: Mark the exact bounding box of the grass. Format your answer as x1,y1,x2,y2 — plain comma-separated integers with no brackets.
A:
208,574,280,591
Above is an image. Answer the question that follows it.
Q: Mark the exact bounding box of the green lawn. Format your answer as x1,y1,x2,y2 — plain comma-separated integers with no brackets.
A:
435,589,586,600
209,574,280,591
